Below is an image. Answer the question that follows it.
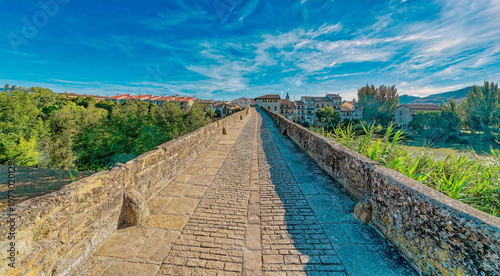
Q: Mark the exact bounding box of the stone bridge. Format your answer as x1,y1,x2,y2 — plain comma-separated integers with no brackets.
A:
1,107,499,275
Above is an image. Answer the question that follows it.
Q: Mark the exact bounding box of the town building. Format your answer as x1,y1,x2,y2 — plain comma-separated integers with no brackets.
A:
297,93,343,125
197,99,216,110
213,102,241,117
106,94,198,109
255,94,281,113
172,97,197,110
280,92,296,120
395,104,443,128
231,97,254,108
340,99,363,121
295,100,306,122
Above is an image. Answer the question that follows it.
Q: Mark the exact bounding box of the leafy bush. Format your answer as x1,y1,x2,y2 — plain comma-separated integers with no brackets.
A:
0,87,213,171
315,122,500,217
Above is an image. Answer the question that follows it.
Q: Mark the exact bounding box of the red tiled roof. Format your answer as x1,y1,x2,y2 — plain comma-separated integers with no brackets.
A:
108,94,130,99
178,97,196,102
401,104,442,111
155,96,175,101
255,94,280,99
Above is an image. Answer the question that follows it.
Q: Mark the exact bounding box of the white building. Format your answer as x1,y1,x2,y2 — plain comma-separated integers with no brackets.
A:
255,94,281,113
231,97,254,108
395,104,442,128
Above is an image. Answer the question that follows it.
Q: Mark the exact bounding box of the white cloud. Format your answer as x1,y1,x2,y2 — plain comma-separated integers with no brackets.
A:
238,0,259,22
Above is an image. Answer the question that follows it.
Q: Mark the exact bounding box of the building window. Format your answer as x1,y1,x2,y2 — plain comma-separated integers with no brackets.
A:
267,106,270,110
399,111,402,116
274,106,277,111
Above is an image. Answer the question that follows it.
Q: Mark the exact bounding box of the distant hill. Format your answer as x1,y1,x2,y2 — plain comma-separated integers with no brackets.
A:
399,87,472,105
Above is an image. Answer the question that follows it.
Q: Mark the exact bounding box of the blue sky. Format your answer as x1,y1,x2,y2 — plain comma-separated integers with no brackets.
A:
1,0,500,101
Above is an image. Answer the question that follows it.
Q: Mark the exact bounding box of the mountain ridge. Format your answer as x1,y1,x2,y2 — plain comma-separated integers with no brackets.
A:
399,87,472,105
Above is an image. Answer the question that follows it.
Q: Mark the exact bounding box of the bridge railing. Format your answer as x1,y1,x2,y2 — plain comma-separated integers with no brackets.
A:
261,107,500,275
0,107,250,275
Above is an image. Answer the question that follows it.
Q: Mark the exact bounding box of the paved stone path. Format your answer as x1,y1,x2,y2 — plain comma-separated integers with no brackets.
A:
82,108,418,276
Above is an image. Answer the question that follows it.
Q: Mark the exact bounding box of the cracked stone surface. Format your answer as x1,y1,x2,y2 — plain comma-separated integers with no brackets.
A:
80,108,418,276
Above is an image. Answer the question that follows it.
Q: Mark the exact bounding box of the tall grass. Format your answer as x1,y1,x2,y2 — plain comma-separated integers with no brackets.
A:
314,122,500,217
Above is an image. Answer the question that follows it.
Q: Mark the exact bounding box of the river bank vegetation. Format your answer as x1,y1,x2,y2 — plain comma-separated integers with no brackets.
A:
0,85,212,171
314,122,500,217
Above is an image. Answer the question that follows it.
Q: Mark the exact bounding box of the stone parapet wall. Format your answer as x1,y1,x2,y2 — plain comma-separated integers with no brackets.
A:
262,107,500,275
0,107,249,276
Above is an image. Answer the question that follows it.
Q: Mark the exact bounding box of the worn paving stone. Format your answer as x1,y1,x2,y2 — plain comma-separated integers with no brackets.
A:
314,211,358,223
322,224,353,245
163,197,200,215
187,175,215,185
145,214,189,230
203,167,219,175
293,174,319,183
184,185,208,198
334,245,419,276
137,229,181,262
298,183,320,195
341,223,388,245
243,251,262,275
159,183,190,197
245,224,261,250
101,261,160,276
176,174,193,183
147,196,173,214
96,227,153,259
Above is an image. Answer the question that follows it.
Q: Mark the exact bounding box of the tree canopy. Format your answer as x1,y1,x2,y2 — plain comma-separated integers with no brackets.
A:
315,107,341,128
0,86,213,171
463,81,499,132
357,84,399,124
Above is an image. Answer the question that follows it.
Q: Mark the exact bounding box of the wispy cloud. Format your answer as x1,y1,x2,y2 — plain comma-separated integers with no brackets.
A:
237,0,259,22
47,78,97,85
84,36,136,55
142,9,208,30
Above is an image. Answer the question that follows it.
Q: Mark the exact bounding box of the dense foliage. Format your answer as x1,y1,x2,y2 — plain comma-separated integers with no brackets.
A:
357,84,399,124
463,81,500,134
315,122,500,217
410,81,500,143
0,85,212,171
409,100,462,142
315,107,341,128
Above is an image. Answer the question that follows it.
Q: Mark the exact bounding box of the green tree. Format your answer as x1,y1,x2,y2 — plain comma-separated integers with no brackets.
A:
315,107,341,128
205,108,215,119
184,103,211,133
358,84,399,124
3,84,8,92
463,81,499,132
41,102,87,169
96,99,117,114
409,101,461,142
0,90,46,166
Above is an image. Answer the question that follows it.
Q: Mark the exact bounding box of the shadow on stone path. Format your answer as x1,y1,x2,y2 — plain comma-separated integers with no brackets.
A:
257,109,419,276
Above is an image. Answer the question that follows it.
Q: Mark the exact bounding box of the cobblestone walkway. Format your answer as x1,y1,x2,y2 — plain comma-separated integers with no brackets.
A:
84,108,418,276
